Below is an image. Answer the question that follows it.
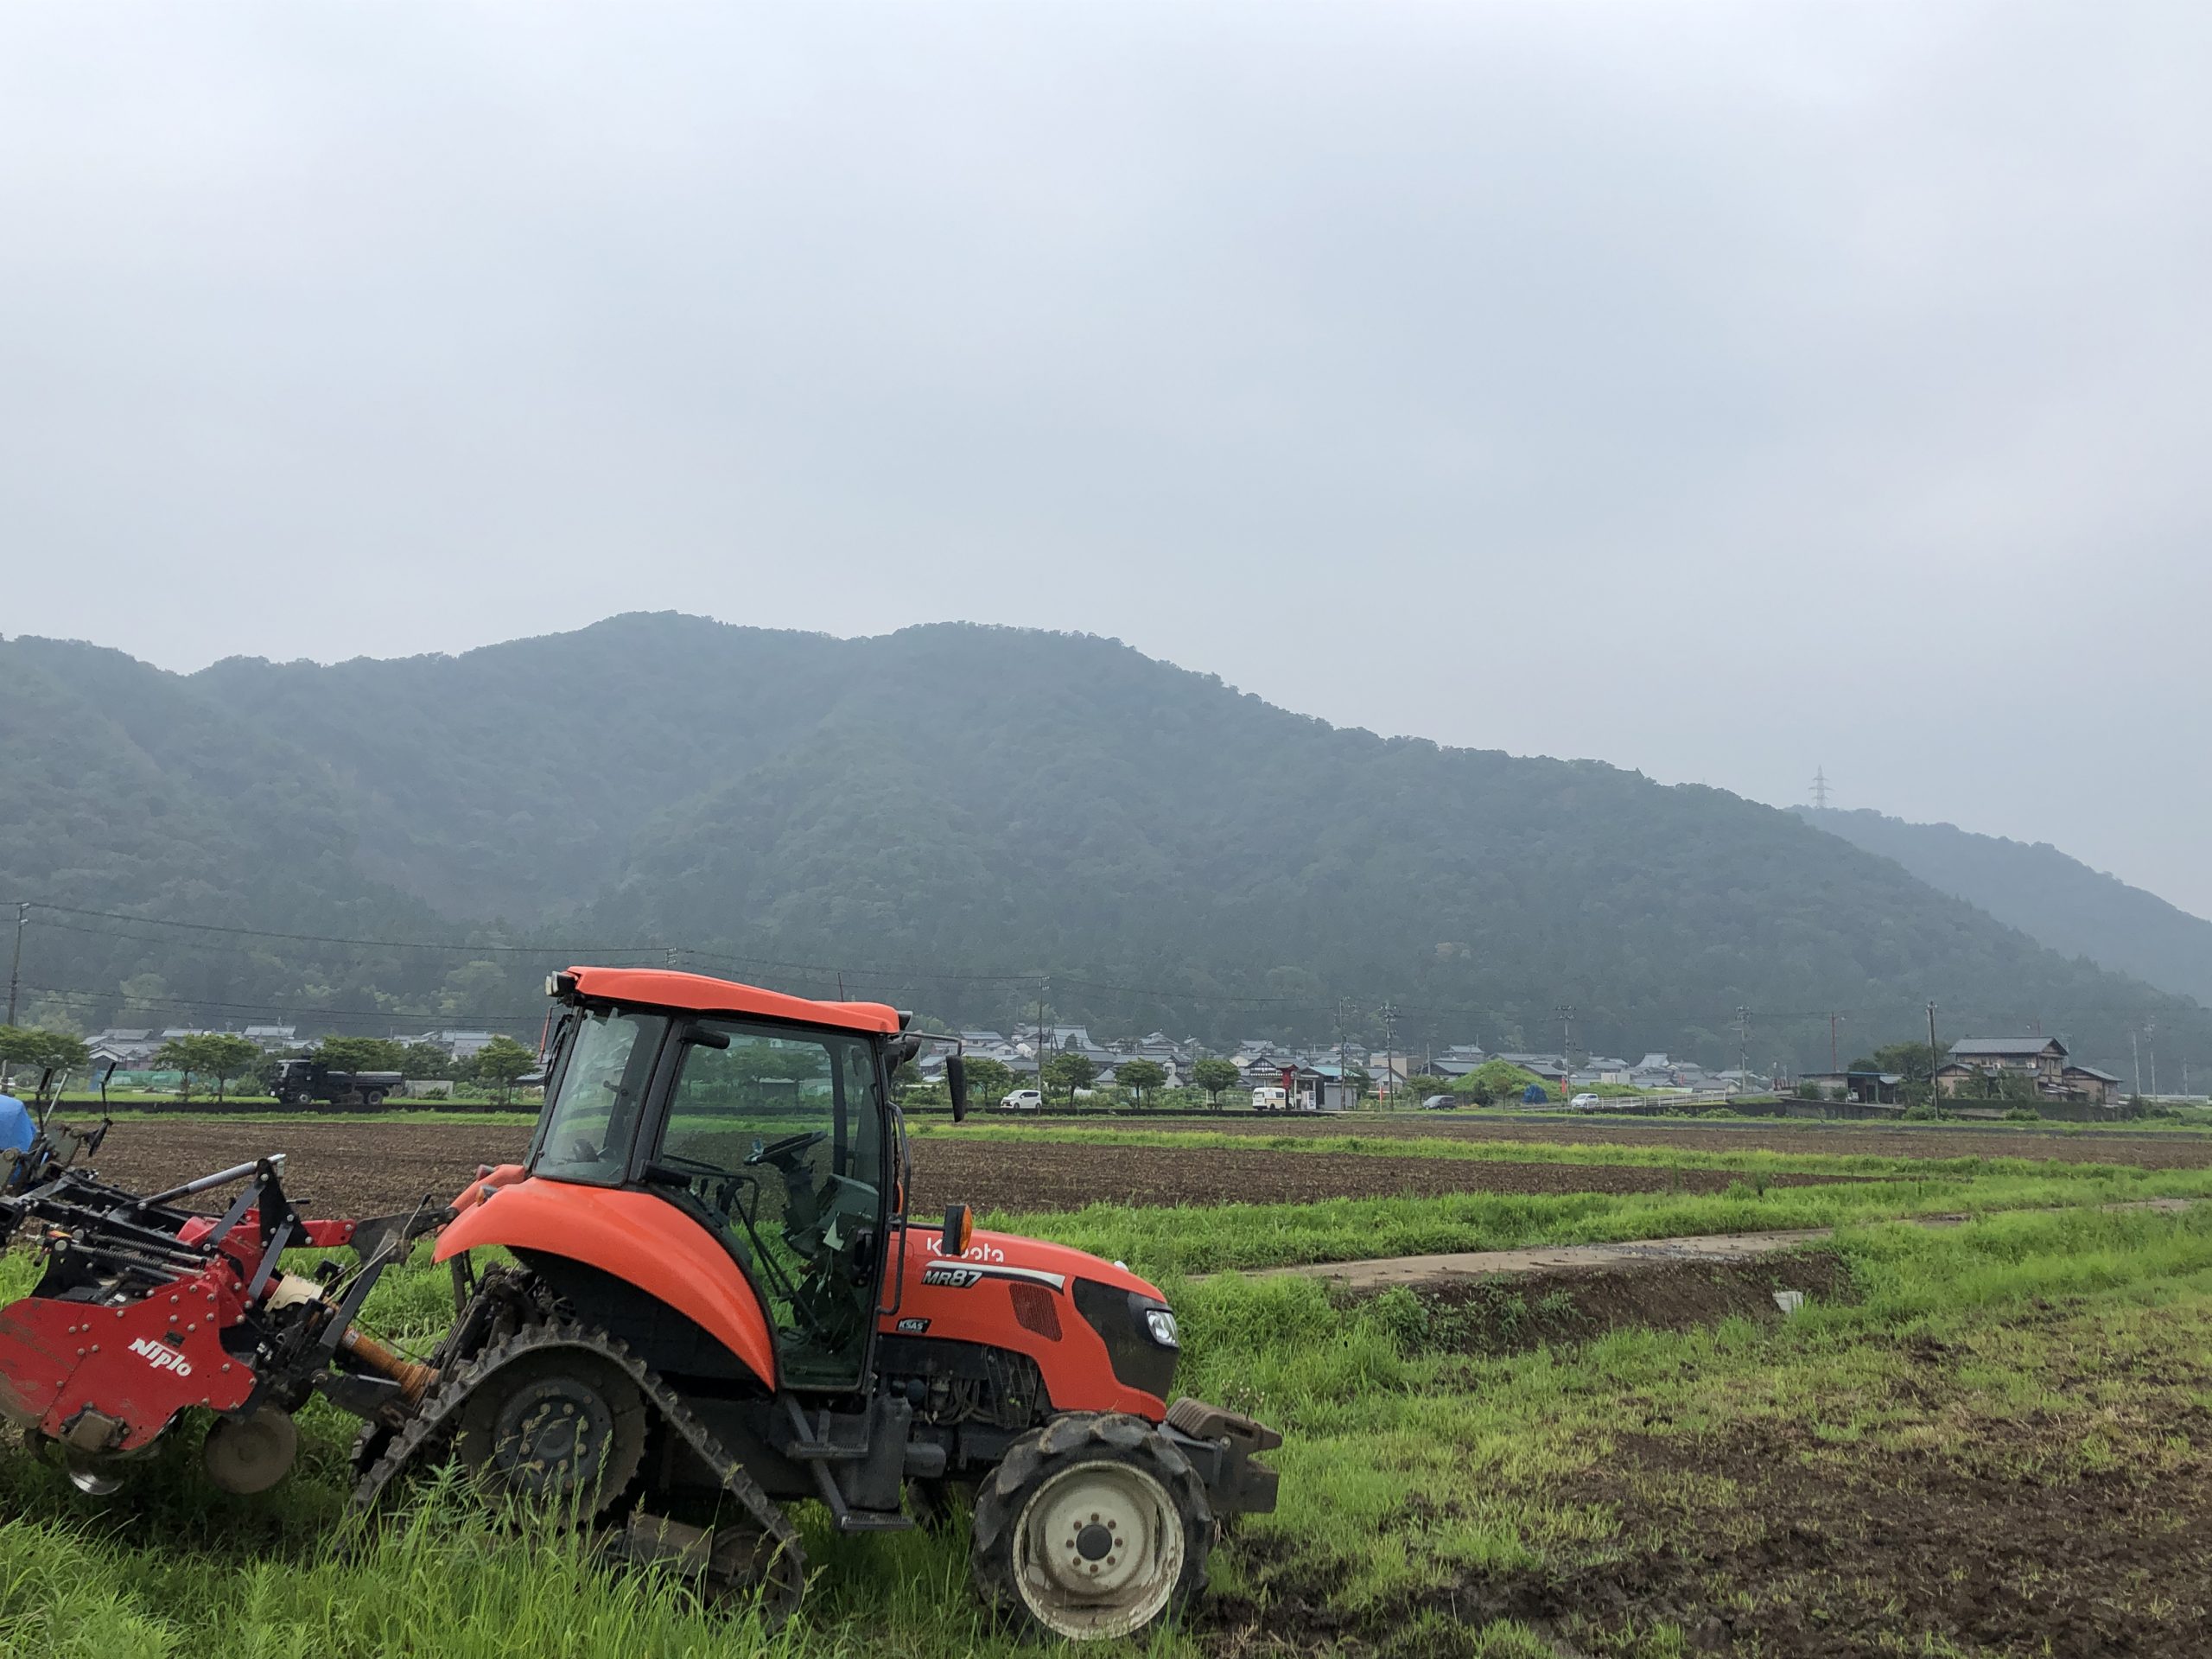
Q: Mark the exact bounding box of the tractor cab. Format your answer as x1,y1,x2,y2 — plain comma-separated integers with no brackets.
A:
517,967,908,1391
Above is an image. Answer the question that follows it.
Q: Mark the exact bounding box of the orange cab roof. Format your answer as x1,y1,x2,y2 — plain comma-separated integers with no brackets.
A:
561,965,903,1034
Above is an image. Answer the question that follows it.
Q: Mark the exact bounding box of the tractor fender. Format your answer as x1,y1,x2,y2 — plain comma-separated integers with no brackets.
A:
435,1178,777,1391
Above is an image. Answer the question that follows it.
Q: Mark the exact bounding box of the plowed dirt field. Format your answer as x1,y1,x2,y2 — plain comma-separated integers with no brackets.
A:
72,1119,1866,1220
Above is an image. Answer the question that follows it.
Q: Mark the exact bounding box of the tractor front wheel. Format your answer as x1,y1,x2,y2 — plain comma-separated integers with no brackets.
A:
971,1413,1213,1641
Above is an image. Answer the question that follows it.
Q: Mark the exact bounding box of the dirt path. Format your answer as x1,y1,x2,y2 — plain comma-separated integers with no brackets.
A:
1229,1196,2202,1289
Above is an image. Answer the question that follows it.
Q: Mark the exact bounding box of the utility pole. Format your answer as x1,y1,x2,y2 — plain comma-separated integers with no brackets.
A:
1810,766,1830,810
2145,1019,2158,1100
1337,997,1351,1110
1735,1006,1752,1090
2,901,22,1091
1037,977,1050,1090
1378,1001,1398,1109
4,902,25,1032
1927,1001,1941,1103
2130,1027,2143,1101
1829,1013,1840,1076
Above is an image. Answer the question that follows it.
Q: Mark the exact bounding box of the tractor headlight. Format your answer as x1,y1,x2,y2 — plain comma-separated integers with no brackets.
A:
1144,1308,1179,1349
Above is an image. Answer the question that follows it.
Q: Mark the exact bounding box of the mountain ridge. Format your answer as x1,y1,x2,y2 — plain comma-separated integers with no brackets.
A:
1798,805,2212,1009
3,614,2203,1076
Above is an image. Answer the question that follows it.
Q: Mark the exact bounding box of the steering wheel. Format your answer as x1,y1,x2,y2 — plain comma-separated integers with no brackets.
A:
745,1129,827,1168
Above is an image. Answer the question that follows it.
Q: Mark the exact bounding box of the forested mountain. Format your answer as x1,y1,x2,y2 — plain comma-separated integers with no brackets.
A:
1799,806,2212,1008
2,614,2204,1077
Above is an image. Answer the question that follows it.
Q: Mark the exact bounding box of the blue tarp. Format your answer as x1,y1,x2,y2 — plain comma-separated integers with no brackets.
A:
1522,1082,1550,1104
0,1093,33,1156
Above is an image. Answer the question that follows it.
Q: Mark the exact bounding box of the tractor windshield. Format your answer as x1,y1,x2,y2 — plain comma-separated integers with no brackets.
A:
531,1007,670,1184
656,1020,888,1389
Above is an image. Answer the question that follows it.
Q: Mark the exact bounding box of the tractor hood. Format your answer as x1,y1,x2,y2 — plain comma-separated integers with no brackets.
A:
913,1225,1166,1304
882,1224,1179,1416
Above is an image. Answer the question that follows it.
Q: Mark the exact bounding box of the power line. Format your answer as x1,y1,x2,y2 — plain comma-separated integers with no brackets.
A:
20,900,658,956
22,982,544,1028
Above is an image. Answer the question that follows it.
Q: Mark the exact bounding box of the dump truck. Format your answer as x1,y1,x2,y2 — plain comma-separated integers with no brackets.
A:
269,1056,404,1109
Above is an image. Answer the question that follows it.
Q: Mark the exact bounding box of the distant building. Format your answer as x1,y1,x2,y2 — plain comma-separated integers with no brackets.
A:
2061,1064,2123,1108
85,1027,160,1066
1799,1069,1904,1105
1495,1052,1570,1084
1938,1037,2069,1097
1430,1044,1489,1079
427,1029,498,1062
242,1024,298,1052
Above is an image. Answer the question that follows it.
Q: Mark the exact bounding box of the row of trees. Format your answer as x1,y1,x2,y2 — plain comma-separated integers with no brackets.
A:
0,1023,539,1105
0,1025,93,1096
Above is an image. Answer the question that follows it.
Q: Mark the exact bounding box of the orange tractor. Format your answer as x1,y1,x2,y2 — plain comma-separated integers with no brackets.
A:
0,966,1278,1640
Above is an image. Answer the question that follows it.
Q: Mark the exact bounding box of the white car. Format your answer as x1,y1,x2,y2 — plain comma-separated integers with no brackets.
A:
1568,1092,1602,1110
997,1089,1043,1113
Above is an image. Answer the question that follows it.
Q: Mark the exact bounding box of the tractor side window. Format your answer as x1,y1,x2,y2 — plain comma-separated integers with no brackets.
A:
659,1022,887,1389
531,1009,667,1184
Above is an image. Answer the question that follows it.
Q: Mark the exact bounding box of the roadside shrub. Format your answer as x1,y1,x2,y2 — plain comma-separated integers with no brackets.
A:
2003,1106,2041,1122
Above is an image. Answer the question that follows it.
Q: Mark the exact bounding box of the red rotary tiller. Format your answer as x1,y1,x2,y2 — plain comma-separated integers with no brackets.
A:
0,1124,440,1496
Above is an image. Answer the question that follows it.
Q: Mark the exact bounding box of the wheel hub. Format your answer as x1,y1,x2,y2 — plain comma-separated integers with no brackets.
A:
486,1376,614,1497
1020,1459,1181,1623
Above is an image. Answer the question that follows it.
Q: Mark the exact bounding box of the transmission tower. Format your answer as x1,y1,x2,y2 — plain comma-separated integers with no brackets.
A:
1810,766,1831,810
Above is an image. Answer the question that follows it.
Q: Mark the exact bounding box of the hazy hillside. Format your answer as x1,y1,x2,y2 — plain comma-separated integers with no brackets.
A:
3,616,2204,1075
1801,806,2212,1008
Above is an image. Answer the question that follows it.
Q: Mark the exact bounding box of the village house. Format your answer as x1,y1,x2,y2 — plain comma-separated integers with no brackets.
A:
1936,1036,2069,1097
85,1027,161,1066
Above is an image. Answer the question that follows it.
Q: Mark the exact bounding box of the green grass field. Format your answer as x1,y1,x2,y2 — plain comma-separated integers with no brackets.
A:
4,1169,2209,1655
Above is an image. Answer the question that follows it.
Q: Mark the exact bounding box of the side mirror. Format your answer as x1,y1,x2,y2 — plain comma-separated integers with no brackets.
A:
946,1054,969,1122
684,1027,731,1051
941,1202,974,1259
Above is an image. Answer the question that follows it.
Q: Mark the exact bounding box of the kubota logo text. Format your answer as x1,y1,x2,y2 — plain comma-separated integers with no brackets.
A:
127,1337,192,1377
925,1238,1006,1262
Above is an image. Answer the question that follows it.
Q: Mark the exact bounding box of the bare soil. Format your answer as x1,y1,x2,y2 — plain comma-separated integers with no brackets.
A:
69,1119,1866,1222
1373,1251,1853,1357
1209,1300,2212,1659
1135,1112,2212,1168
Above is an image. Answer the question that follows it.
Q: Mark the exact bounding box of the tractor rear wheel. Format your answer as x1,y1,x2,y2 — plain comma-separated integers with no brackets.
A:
971,1412,1213,1641
452,1343,648,1520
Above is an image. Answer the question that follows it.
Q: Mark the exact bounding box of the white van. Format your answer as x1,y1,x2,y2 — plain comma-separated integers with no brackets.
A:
1250,1086,1287,1113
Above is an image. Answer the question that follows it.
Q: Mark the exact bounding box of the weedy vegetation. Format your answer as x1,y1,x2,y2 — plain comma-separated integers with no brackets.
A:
3,1173,2209,1656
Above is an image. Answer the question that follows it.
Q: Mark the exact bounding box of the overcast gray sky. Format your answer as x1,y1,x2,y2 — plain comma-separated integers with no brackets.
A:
5,3,2209,916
